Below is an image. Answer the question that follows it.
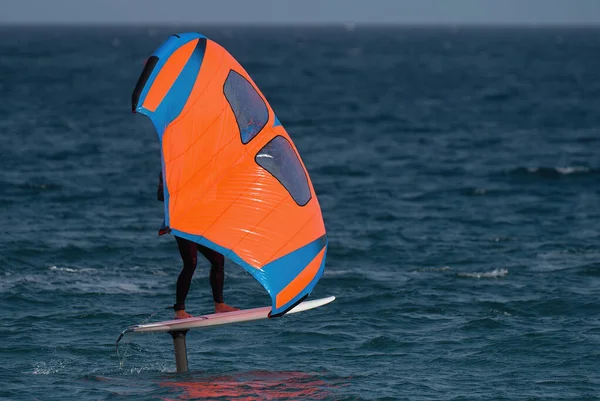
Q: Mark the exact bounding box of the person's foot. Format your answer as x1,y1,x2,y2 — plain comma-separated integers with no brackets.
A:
174,310,193,319
214,302,240,313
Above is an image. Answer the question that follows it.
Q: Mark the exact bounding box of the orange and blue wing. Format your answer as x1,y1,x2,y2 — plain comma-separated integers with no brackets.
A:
132,33,327,316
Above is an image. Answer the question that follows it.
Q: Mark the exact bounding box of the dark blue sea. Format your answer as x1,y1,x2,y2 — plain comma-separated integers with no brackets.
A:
1,25,600,400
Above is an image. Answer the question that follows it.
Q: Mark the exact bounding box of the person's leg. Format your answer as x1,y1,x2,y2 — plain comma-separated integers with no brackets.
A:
197,245,239,312
196,244,224,303
174,236,198,316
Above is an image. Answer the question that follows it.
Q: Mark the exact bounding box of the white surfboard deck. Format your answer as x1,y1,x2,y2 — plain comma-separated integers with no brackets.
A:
124,296,335,335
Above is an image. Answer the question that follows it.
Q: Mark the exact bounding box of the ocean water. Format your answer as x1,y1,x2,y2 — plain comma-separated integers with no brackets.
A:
1,25,600,400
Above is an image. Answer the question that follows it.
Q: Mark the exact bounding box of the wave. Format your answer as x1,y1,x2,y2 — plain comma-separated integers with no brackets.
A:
508,166,597,178
49,265,97,274
414,266,451,272
478,87,521,102
457,268,508,279
1,266,158,295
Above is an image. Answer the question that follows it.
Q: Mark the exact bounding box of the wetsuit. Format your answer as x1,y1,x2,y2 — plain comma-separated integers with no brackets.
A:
157,172,225,311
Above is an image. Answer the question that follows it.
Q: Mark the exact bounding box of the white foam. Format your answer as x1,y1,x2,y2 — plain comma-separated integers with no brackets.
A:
121,363,171,375
49,266,77,273
555,166,590,175
49,265,97,274
31,360,67,375
458,268,508,279
526,166,590,175
151,269,169,277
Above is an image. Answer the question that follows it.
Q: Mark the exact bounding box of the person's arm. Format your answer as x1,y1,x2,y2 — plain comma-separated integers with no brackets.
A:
157,171,164,202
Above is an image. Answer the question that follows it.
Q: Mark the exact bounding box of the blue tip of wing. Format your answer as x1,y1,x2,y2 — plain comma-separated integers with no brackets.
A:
134,32,207,137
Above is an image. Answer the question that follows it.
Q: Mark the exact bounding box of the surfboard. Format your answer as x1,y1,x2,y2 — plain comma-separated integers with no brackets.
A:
120,296,335,337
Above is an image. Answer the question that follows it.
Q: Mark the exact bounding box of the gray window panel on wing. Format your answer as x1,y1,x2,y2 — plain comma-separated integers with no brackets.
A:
255,136,312,206
223,70,269,144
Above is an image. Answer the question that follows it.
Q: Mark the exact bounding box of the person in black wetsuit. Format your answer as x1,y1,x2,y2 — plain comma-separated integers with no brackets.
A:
157,172,239,319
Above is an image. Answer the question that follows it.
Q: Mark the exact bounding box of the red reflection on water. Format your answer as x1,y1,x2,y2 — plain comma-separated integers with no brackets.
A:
161,371,334,401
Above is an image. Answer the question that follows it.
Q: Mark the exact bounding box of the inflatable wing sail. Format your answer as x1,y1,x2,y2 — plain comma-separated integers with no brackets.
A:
132,33,327,317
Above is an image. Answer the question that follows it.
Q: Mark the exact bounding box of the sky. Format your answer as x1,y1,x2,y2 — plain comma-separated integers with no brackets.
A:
1,0,599,25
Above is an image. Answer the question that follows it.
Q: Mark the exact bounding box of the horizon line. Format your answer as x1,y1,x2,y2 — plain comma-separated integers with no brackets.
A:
1,21,600,28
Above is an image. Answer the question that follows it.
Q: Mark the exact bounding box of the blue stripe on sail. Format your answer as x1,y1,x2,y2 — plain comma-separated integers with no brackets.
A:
257,235,327,315
259,235,326,294
271,246,327,316
169,229,262,286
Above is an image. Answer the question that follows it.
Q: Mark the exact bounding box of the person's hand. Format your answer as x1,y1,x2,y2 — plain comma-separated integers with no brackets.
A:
174,310,193,319
214,302,240,313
